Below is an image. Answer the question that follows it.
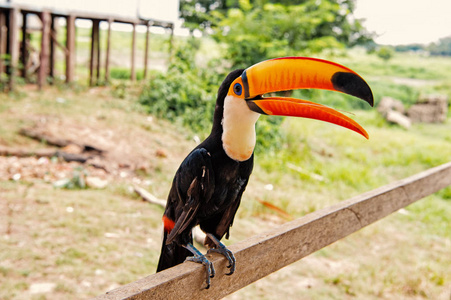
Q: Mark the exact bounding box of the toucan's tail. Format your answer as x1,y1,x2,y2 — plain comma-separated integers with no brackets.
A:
156,231,192,272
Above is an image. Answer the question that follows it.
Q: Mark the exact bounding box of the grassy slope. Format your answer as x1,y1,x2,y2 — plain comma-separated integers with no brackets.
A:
0,50,450,299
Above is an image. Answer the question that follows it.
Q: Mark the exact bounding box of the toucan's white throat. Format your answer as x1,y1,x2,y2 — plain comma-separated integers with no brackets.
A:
222,95,260,161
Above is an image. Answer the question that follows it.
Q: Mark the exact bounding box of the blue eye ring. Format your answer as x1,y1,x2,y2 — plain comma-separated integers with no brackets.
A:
233,83,242,96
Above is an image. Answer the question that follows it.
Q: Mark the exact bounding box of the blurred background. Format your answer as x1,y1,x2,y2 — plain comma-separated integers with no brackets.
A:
1,0,450,299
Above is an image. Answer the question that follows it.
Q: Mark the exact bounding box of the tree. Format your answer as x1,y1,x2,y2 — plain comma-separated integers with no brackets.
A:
377,46,394,62
429,36,451,56
180,0,373,68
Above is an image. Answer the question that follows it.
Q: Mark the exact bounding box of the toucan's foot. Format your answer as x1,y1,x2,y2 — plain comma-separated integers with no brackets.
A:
208,246,236,275
184,243,215,289
206,233,236,275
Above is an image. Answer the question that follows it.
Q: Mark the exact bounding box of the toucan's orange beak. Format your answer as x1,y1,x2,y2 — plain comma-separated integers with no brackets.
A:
228,57,373,139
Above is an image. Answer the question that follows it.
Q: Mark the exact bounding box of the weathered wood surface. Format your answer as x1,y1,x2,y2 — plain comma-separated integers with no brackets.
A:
104,19,112,83
19,127,105,154
1,3,175,91
49,15,56,79
8,8,19,91
0,11,6,85
21,12,27,80
89,19,100,86
38,11,50,89
93,162,451,300
65,14,75,83
131,23,136,81
143,24,150,79
0,146,91,163
133,185,166,207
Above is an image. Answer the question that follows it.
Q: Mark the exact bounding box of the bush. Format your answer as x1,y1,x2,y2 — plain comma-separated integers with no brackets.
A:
110,68,144,80
377,46,394,62
139,39,285,152
139,40,220,135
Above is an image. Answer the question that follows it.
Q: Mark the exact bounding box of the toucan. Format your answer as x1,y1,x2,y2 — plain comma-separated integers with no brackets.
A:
156,57,373,288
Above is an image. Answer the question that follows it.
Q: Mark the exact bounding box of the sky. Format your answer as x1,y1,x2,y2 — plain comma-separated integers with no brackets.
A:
354,0,451,45
8,0,450,45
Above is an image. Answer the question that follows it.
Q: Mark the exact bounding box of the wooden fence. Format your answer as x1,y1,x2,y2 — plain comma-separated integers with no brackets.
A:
0,3,173,91
94,161,451,300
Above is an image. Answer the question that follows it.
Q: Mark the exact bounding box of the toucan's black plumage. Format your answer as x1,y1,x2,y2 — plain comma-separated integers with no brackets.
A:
156,57,373,289
157,70,249,276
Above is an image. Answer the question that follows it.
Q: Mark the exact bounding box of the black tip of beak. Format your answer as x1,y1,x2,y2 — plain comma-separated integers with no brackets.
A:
332,72,374,107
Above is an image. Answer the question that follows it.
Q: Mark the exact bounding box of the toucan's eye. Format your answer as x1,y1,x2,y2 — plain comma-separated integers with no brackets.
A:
233,83,242,96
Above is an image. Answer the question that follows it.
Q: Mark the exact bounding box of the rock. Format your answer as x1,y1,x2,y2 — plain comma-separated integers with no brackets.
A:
378,97,406,116
408,95,448,123
155,149,168,158
53,178,71,188
62,143,84,154
29,282,56,294
86,176,108,189
386,110,411,129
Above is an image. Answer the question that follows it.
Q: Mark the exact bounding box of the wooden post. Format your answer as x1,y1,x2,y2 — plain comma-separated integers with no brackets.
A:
94,161,451,300
65,14,75,84
96,20,101,83
143,23,150,79
169,25,174,53
89,19,99,86
8,8,19,91
104,18,111,83
0,11,6,86
21,12,28,81
49,15,56,81
38,11,51,90
168,25,174,65
130,23,136,81
89,20,95,86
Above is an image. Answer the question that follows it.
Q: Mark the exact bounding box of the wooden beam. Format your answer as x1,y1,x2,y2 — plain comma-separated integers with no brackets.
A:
65,14,75,83
104,18,111,83
169,26,174,59
94,161,451,300
38,10,51,90
96,20,101,83
8,7,19,91
89,20,95,86
50,30,69,55
143,24,150,79
0,11,6,85
49,15,56,80
21,12,27,80
89,19,100,86
130,23,136,81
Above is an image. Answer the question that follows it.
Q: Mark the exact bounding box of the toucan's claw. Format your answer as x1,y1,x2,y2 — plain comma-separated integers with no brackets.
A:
208,246,236,275
184,242,215,289
206,233,236,275
185,254,215,289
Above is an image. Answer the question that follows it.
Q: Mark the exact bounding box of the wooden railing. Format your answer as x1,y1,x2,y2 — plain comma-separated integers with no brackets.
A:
93,161,451,300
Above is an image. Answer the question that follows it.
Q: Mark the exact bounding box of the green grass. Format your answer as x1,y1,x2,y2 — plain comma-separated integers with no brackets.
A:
1,43,451,299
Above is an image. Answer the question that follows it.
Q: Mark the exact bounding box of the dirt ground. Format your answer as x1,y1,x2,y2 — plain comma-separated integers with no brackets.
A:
1,86,450,300
0,86,193,183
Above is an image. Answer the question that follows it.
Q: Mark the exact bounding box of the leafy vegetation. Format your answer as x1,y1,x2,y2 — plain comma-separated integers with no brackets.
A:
1,1,451,299
376,46,395,61
1,48,451,298
181,0,372,68
395,36,451,56
138,39,286,152
139,39,219,135
429,36,451,56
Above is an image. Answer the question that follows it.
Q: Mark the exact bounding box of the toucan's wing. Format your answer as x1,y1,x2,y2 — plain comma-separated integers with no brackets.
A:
214,185,245,241
166,148,215,244
206,158,252,244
